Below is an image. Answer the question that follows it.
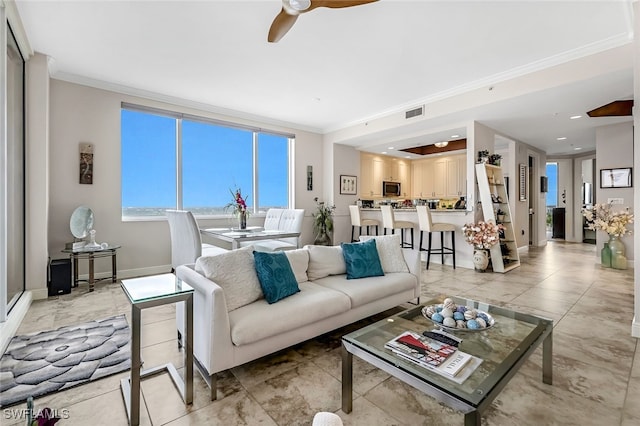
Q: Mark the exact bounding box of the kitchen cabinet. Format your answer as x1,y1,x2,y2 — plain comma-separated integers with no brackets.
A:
360,153,385,197
445,154,466,197
387,159,410,196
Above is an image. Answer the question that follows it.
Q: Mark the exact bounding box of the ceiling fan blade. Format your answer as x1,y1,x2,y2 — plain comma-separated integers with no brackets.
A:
309,0,378,11
587,100,633,117
268,8,299,43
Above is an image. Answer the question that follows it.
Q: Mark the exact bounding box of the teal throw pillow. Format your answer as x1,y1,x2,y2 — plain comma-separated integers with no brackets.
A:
341,239,385,279
253,251,300,304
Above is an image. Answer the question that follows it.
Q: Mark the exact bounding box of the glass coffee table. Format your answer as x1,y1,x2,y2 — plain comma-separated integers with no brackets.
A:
341,295,553,426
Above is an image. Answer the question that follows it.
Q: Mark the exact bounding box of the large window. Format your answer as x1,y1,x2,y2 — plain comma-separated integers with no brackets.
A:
121,105,293,218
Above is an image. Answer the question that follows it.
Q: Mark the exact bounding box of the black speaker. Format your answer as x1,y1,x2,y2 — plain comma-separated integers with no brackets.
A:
49,258,72,296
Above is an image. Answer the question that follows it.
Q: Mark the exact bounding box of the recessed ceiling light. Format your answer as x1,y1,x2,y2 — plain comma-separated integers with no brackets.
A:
574,147,582,150
388,147,395,150
405,156,411,159
434,141,449,148
557,137,567,141
382,151,387,154
450,134,460,138
570,115,582,119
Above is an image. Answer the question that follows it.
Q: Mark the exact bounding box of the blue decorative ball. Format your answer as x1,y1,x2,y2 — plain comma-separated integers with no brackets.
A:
456,306,467,313
435,306,443,313
477,312,490,323
453,312,465,321
467,319,480,329
431,313,444,323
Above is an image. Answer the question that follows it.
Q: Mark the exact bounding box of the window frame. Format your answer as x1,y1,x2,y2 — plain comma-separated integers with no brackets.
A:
121,103,295,220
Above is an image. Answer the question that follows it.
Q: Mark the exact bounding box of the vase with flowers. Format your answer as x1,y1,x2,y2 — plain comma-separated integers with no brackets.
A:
225,187,249,230
462,220,505,271
583,203,634,269
312,197,335,245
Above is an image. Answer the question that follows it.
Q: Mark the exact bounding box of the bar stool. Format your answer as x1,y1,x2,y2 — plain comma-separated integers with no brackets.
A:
380,205,414,249
348,205,380,242
416,205,456,269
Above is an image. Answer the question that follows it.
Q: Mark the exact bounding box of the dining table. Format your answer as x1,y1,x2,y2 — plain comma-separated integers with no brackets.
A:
200,227,301,250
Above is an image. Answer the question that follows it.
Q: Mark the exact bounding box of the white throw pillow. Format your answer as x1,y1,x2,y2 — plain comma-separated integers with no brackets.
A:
195,246,263,311
284,248,310,284
304,245,346,280
359,234,409,273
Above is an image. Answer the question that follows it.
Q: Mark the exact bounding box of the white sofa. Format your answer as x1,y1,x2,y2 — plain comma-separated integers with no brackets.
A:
175,235,421,400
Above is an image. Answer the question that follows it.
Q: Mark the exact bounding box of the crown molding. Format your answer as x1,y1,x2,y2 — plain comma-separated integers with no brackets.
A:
325,32,633,134
50,71,324,135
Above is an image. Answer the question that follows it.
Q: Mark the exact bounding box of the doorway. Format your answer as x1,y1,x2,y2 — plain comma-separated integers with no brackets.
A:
528,153,539,246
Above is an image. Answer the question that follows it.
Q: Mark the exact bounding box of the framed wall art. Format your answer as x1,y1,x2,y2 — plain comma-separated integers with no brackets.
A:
600,167,632,188
340,175,357,195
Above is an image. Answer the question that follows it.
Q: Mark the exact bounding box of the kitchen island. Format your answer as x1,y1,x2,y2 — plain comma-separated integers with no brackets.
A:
360,208,476,269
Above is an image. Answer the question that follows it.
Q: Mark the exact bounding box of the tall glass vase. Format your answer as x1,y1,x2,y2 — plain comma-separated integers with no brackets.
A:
238,211,247,230
600,242,611,268
608,235,627,270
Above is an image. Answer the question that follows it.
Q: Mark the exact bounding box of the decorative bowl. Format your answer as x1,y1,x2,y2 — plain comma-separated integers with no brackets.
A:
421,304,495,332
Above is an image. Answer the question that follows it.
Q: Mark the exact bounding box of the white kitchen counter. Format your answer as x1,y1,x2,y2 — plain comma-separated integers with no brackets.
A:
359,208,477,270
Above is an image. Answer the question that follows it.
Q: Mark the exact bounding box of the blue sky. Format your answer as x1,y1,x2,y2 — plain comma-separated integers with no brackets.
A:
546,162,558,207
121,109,288,209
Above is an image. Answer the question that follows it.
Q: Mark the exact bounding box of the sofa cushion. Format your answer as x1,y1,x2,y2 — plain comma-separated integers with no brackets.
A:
195,246,263,311
341,239,384,279
313,273,417,308
305,245,346,280
284,248,309,283
228,281,351,346
253,251,300,304
359,234,409,273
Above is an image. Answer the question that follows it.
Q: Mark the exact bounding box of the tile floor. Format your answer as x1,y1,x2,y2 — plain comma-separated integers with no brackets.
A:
4,241,639,425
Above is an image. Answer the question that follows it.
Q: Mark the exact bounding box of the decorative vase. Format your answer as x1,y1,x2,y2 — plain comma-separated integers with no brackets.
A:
608,235,627,270
314,228,332,246
238,211,247,230
472,249,490,272
600,242,611,268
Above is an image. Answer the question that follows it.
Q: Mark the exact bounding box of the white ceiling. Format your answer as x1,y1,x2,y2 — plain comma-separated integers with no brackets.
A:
14,0,635,156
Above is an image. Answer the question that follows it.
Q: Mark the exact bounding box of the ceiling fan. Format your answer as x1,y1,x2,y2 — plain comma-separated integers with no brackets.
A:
268,0,378,43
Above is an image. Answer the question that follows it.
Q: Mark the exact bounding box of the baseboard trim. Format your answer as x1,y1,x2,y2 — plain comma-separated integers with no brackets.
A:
632,316,640,338
0,291,33,355
77,264,172,282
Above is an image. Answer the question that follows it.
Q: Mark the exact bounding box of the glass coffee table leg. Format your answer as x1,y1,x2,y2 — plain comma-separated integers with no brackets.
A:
341,342,353,414
543,329,553,385
464,410,481,426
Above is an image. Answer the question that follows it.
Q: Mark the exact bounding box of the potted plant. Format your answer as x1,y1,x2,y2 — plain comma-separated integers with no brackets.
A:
312,197,335,245
496,208,506,222
462,220,505,272
477,149,489,163
488,153,502,166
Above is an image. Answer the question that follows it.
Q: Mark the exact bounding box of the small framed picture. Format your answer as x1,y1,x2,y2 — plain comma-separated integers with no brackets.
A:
340,175,357,195
600,168,632,188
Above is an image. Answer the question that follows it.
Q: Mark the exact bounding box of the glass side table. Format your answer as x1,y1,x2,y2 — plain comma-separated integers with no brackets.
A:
61,244,120,292
119,274,194,426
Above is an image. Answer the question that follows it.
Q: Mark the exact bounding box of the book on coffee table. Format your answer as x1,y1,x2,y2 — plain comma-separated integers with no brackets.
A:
385,331,480,382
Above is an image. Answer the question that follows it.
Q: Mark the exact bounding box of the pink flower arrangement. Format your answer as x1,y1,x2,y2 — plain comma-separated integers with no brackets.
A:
462,221,504,249
226,187,249,216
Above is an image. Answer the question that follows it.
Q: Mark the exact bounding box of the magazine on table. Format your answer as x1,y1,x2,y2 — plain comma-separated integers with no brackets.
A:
384,331,482,383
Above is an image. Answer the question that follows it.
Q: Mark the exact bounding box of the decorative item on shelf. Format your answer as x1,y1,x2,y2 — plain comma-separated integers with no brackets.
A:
462,221,505,272
496,208,506,222
488,153,502,166
601,242,612,268
312,197,335,245
582,202,633,270
225,187,250,230
477,149,489,163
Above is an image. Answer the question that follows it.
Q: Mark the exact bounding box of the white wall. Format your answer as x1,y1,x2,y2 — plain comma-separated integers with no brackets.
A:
45,79,323,291
330,143,361,245
596,122,634,262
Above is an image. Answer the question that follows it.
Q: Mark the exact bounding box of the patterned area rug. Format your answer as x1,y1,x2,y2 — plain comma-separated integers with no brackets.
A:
0,315,130,408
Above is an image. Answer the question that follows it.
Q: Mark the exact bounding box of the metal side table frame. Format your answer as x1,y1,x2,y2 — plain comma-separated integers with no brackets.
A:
119,274,193,426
